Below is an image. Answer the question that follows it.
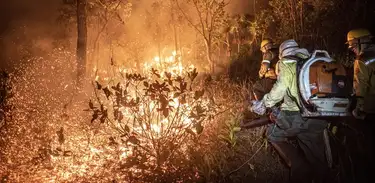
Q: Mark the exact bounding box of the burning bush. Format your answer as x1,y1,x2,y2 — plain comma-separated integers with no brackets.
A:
85,67,219,182
0,50,282,182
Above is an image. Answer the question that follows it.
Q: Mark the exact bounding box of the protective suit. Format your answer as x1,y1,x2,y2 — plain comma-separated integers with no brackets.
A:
346,28,375,118
347,28,375,183
258,48,278,79
354,49,375,114
262,55,302,111
252,39,329,183
253,39,279,100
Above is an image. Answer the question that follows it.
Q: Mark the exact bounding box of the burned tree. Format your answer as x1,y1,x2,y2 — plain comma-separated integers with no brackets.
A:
176,0,228,73
76,0,87,84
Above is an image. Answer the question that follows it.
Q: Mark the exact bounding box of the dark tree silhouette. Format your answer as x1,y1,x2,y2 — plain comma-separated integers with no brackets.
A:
76,0,87,84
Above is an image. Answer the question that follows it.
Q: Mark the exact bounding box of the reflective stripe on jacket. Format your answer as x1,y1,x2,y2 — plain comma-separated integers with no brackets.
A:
354,47,375,113
259,49,279,79
263,57,301,111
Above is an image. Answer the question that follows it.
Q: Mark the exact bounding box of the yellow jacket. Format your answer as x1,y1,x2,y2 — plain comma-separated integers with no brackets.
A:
259,49,278,79
353,46,375,113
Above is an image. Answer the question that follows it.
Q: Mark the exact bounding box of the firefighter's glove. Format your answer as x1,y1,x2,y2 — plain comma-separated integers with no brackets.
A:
258,63,269,79
352,107,365,120
250,100,266,115
270,106,280,117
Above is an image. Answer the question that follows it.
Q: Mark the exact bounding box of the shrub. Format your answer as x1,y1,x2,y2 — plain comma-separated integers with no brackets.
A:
87,67,219,182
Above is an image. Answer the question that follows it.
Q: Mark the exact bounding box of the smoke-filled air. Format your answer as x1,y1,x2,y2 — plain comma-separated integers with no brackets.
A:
1,0,375,182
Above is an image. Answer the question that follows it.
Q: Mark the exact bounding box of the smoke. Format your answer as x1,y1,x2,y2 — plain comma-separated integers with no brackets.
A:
226,0,254,15
0,0,257,71
0,0,68,71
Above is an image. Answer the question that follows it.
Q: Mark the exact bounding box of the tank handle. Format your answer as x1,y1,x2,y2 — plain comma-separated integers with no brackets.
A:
310,50,331,59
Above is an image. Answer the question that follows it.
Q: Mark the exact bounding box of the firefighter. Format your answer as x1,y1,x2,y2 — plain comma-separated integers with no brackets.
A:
347,28,375,119
251,39,329,183
346,28,375,182
252,39,279,100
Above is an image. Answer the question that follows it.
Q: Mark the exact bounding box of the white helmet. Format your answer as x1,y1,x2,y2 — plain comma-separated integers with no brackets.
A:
279,39,299,56
279,39,310,59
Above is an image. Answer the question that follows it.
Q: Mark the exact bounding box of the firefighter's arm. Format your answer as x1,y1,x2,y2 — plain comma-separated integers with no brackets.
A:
259,52,273,78
262,61,288,107
353,60,370,109
259,63,270,78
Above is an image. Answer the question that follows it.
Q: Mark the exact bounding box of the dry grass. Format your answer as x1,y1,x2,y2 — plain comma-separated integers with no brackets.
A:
0,60,287,183
188,76,287,183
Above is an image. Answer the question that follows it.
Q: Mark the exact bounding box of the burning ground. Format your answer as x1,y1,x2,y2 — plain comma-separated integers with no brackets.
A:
0,48,285,182
2,0,373,182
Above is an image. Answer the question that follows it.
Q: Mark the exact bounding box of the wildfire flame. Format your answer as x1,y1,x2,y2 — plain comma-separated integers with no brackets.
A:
2,48,205,182
56,49,202,181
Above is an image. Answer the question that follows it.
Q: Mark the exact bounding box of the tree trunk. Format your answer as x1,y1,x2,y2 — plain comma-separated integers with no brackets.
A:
226,31,231,58
76,0,87,85
204,39,214,73
171,0,178,54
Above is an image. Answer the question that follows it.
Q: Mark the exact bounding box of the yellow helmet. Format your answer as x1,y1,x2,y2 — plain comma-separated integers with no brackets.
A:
260,39,273,49
347,28,372,43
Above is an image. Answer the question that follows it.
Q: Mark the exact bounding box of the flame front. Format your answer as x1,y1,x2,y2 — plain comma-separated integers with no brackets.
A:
47,49,204,181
